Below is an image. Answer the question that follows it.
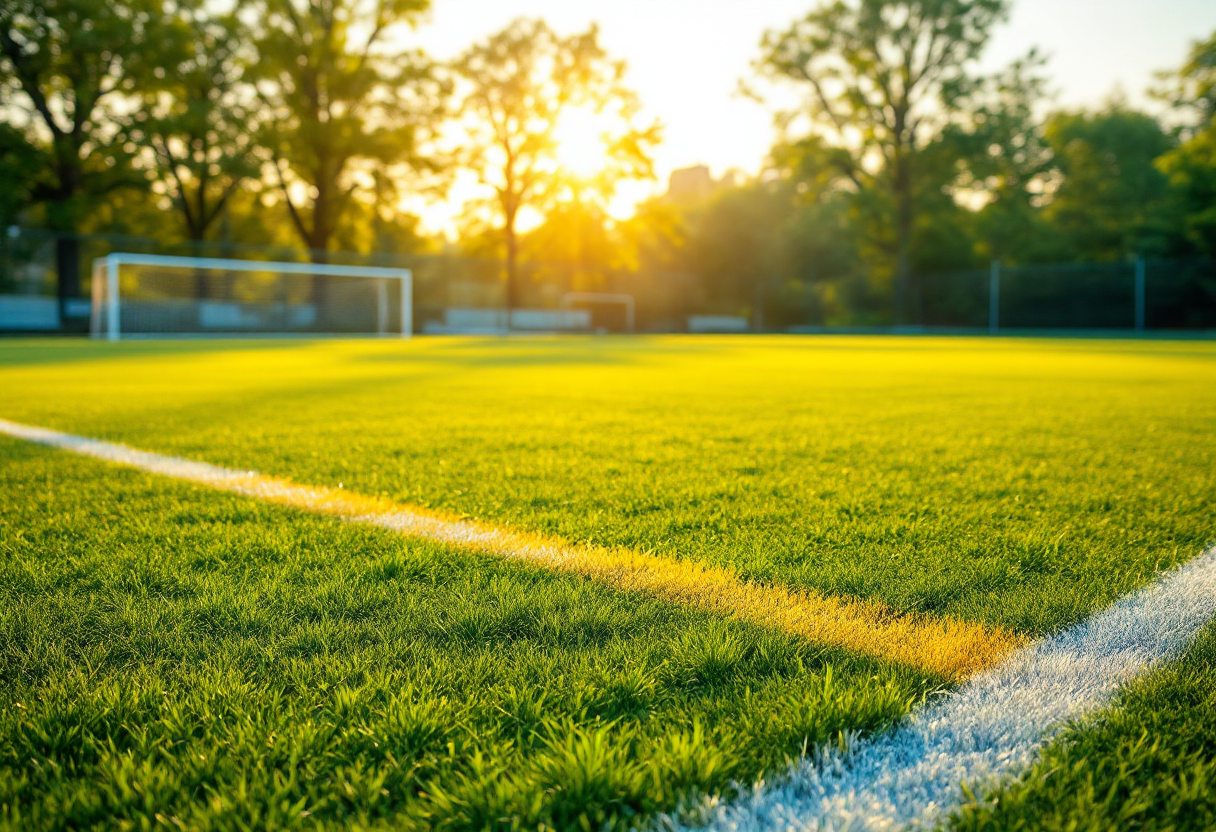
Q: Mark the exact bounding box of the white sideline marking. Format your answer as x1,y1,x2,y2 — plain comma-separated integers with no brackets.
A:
683,545,1216,831
0,418,1025,680
0,418,506,545
4,418,1214,830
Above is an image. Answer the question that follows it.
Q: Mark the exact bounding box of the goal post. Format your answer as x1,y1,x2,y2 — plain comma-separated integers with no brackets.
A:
559,292,635,332
90,253,413,341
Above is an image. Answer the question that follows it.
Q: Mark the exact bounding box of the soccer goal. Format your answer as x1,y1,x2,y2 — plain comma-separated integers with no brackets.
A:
559,292,635,332
90,253,412,341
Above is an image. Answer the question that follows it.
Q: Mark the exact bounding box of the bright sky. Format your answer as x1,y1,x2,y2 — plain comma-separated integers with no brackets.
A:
400,0,1216,233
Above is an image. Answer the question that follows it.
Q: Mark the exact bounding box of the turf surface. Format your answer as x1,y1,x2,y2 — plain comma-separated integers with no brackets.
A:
2,336,1213,635
2,335,1214,830
0,440,930,831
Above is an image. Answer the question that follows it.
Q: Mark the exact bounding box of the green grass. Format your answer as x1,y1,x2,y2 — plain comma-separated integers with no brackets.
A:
0,440,932,831
947,620,1216,831
2,336,1213,635
2,335,1215,829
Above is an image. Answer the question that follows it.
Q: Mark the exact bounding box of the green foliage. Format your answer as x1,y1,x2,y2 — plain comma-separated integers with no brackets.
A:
2,2,1216,315
757,0,1010,295
519,200,630,291
129,6,262,242
1043,105,1177,260
0,124,41,227
940,50,1061,262
664,178,869,325
685,182,789,308
1157,127,1216,257
452,18,659,302
948,622,1216,831
0,0,170,231
251,0,443,254
1155,32,1216,257
1155,31,1216,134
616,169,868,325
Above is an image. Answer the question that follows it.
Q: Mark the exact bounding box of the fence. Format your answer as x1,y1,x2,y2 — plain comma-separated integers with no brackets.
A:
2,227,1213,335
912,259,1216,332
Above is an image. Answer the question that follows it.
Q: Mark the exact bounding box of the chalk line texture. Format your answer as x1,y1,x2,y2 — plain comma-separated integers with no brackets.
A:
681,544,1216,831
3,418,1214,830
0,418,1020,679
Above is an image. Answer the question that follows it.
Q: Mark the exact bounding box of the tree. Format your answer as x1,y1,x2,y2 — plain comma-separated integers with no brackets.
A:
616,197,691,275
521,200,623,289
0,0,167,309
1043,105,1175,261
453,18,659,316
131,8,260,244
757,0,1008,319
940,51,1058,262
0,123,41,228
251,0,444,260
1155,30,1216,137
771,133,897,282
1154,31,1216,256
686,182,788,315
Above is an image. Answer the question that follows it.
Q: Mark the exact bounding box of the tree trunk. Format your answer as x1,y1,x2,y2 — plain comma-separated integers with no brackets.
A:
309,185,331,262
189,227,208,303
504,210,518,331
47,162,83,330
309,192,330,330
893,157,914,327
219,201,234,260
55,234,80,327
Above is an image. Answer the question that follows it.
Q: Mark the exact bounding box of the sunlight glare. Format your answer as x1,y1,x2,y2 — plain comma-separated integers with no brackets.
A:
553,106,610,178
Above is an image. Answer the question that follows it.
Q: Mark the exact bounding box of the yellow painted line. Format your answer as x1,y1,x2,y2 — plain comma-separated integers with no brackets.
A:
0,418,1027,679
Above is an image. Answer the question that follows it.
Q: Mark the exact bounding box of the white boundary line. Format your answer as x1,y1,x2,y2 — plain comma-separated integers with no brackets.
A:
0,418,1026,680
682,544,1216,831
0,418,492,546
2,417,1213,830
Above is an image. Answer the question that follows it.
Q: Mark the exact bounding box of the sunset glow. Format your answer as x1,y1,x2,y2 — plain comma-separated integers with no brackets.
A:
552,105,611,178
396,0,1216,233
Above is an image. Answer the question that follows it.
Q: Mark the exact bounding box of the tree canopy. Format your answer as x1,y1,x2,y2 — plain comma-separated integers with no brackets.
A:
131,7,260,242
252,0,443,258
453,18,658,309
0,0,172,230
1155,32,1216,256
2,1,1215,328
757,0,1009,317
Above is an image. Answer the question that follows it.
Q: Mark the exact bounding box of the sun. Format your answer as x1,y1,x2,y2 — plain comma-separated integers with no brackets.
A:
552,105,610,178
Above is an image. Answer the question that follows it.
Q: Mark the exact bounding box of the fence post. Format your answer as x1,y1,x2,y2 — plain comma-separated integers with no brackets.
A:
988,260,1000,334
1134,256,1146,332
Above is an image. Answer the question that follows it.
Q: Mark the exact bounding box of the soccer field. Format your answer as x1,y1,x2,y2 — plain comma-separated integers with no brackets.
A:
2,336,1215,830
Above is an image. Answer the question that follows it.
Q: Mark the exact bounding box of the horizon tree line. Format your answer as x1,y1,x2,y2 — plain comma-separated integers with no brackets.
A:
2,0,1215,319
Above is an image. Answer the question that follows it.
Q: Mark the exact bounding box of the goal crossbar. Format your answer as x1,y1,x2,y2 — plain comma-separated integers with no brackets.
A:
91,253,413,341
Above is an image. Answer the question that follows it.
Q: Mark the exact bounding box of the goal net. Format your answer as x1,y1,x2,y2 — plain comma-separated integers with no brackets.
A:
90,254,412,340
